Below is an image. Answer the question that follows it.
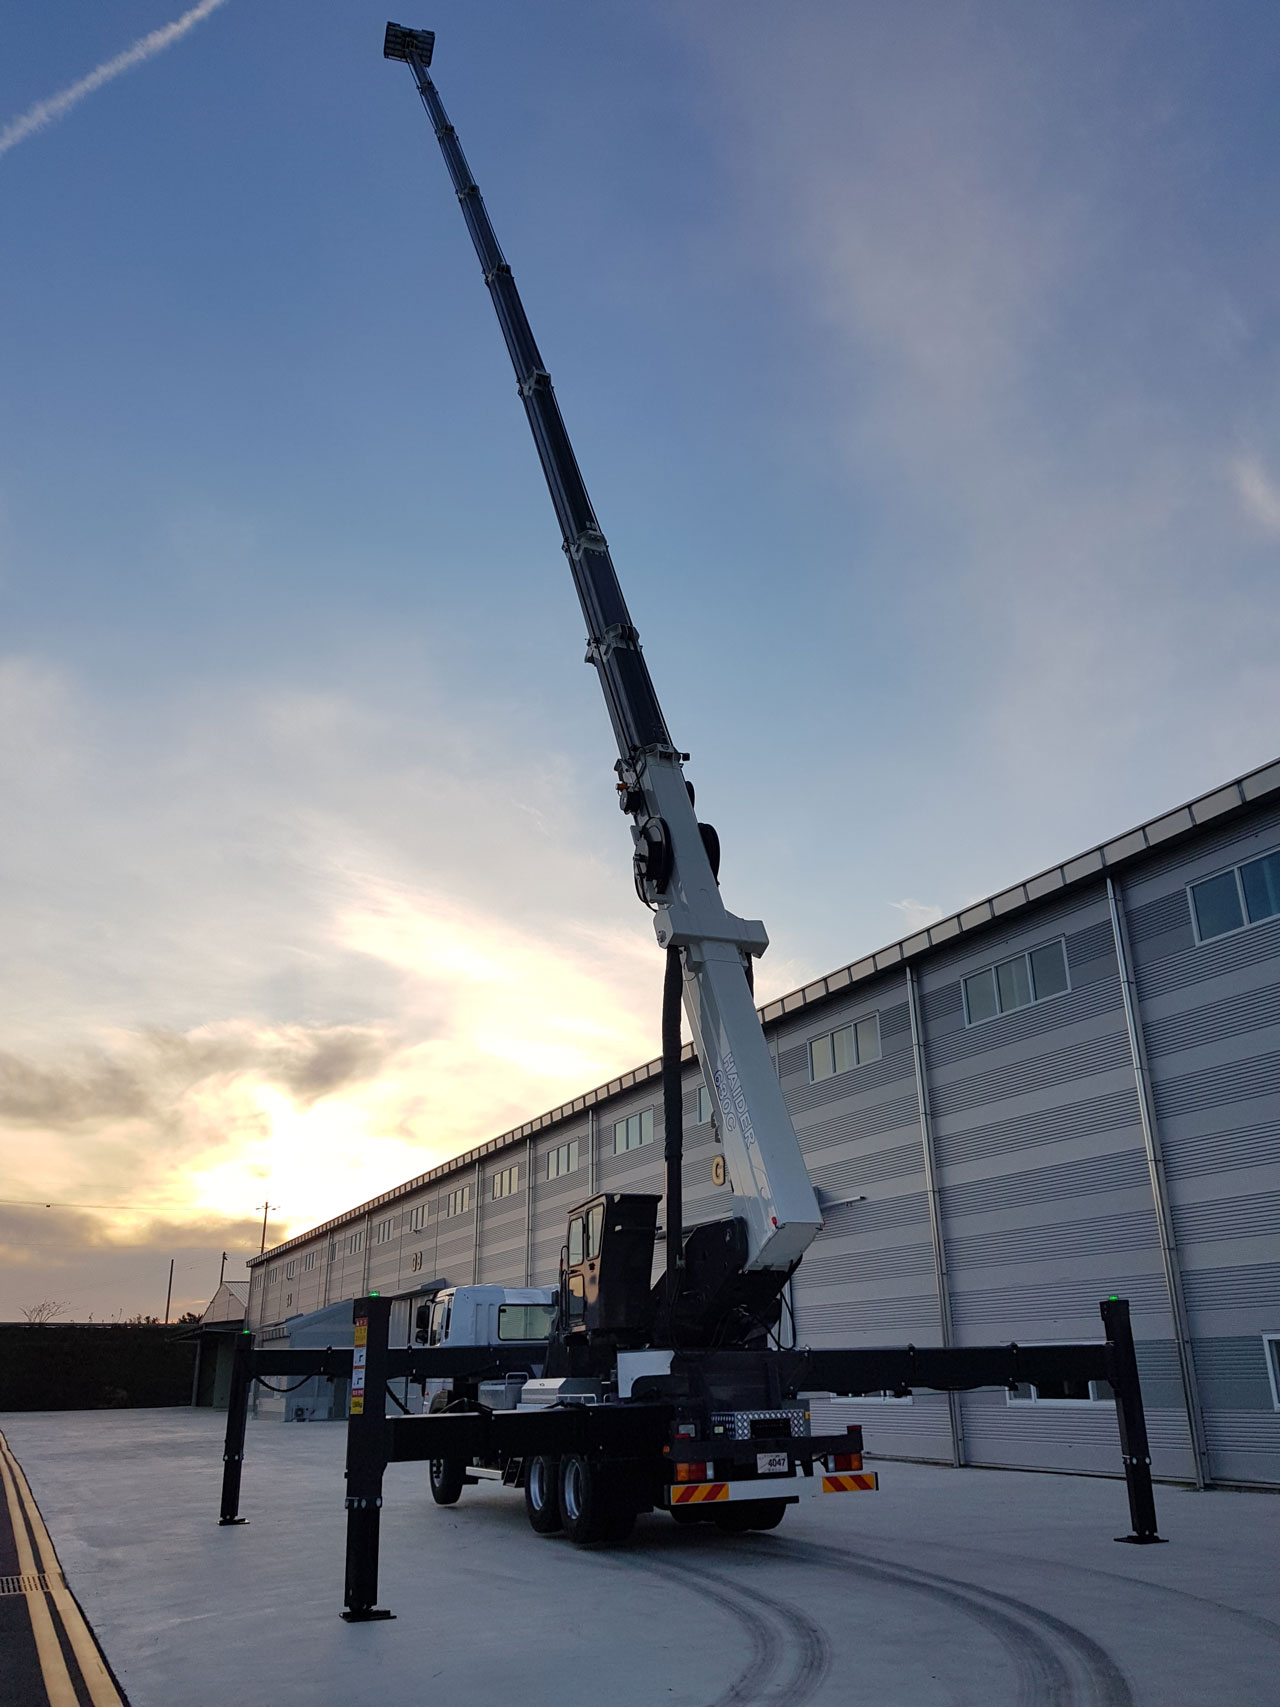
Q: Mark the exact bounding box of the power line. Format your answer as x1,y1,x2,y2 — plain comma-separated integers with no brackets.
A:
0,1197,262,1223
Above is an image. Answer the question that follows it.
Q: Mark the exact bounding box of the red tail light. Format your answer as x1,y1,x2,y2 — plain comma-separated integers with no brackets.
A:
674,1462,708,1483
832,1452,863,1472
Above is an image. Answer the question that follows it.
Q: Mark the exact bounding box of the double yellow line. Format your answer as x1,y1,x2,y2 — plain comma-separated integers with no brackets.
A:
0,1429,124,1707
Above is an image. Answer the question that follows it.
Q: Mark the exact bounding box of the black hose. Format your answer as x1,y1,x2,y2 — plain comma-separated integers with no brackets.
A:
662,943,684,1309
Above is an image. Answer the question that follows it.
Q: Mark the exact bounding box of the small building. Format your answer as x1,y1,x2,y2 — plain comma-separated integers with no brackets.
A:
190,1281,248,1409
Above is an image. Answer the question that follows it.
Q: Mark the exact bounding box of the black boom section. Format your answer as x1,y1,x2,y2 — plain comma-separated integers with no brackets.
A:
396,43,672,765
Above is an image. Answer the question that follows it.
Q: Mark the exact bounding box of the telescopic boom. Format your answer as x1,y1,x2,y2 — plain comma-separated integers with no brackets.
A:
385,24,822,1274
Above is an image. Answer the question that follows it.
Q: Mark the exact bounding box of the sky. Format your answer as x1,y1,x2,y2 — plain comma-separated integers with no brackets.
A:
0,0,1276,1320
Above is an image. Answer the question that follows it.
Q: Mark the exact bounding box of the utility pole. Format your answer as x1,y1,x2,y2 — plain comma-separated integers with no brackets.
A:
164,1258,174,1325
256,1203,278,1256
219,1250,228,1287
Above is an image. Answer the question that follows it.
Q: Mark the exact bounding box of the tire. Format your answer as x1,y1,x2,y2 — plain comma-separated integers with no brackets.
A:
669,1505,711,1526
559,1454,636,1545
429,1454,465,1505
713,1499,788,1533
428,1389,465,1506
524,1455,562,1534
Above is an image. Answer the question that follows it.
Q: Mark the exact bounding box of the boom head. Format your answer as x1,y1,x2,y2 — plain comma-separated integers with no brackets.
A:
383,21,435,65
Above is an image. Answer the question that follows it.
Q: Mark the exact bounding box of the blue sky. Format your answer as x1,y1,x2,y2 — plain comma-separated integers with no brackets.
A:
0,0,1277,1317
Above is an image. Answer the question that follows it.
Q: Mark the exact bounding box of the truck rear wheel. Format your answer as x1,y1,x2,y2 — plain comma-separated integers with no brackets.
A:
559,1454,635,1545
669,1506,711,1526
713,1499,787,1532
524,1455,562,1534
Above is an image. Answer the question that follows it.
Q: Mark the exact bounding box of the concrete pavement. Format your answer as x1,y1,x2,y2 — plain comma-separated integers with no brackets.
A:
1,1407,1275,1706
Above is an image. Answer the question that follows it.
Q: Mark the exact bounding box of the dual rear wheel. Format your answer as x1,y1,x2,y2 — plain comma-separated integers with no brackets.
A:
524,1453,635,1543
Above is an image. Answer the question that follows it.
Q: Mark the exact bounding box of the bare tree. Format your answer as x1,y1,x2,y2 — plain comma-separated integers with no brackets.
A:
21,1299,71,1324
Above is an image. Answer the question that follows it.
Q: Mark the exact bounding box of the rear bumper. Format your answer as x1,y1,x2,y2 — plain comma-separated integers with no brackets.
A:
664,1470,877,1507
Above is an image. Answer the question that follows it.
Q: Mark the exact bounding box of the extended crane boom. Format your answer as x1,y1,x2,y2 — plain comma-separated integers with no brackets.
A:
385,24,822,1276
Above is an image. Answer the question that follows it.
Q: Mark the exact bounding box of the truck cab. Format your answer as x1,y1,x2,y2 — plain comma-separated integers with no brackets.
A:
417,1285,556,1352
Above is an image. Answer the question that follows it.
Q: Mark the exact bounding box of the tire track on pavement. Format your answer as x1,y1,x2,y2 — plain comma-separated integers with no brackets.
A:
762,1534,1133,1707
613,1549,831,1707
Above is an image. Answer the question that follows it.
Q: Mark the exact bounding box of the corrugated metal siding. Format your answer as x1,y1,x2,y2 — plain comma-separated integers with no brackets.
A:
808,1392,953,1464
1123,811,1280,1485
786,978,941,1349
914,888,1195,1476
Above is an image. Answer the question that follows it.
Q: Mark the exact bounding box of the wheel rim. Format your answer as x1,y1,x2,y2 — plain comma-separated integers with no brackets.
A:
562,1459,584,1523
529,1458,547,1509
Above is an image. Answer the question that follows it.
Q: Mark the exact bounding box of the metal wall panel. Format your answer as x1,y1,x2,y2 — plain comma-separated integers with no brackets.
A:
918,886,1194,1478
1123,803,1280,1484
783,976,952,1460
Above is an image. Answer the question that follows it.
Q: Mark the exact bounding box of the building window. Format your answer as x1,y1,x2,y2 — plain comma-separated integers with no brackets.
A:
613,1108,654,1154
1264,1335,1280,1411
407,1204,427,1232
809,1014,881,1082
1190,849,1280,943
302,1251,315,1272
491,1165,519,1200
328,1239,338,1263
444,1186,472,1218
696,1085,714,1124
964,938,1069,1025
347,1230,363,1255
284,1260,296,1280
374,1216,395,1244
547,1139,580,1180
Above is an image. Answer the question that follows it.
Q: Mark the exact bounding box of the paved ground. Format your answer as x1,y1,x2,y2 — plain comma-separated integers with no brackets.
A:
1,1408,1276,1707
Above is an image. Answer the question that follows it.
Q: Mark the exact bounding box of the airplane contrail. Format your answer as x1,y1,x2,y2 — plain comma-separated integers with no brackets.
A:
0,0,230,161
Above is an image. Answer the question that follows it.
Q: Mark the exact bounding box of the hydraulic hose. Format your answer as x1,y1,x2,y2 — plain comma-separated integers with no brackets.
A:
662,944,684,1307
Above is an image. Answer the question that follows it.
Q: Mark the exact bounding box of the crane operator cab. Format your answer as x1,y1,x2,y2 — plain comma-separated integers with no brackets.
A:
560,1193,659,1344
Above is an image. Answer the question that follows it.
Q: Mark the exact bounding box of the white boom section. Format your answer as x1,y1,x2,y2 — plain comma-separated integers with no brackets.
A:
388,28,824,1272
629,752,824,1270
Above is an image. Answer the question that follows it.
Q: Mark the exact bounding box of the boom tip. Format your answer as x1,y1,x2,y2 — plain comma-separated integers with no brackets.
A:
384,22,435,66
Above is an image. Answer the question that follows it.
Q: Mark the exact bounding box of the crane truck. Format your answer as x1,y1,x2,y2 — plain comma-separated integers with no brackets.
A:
214,29,1165,1613
382,22,875,1543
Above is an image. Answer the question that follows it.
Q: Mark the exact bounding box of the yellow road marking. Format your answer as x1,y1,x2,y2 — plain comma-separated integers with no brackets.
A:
0,1439,78,1707
0,1430,125,1707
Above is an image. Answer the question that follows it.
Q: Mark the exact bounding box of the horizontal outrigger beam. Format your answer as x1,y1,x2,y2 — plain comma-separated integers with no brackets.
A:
216,1294,1163,1620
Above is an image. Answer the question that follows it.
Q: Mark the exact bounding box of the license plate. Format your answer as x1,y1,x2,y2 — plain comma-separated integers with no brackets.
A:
756,1451,788,1475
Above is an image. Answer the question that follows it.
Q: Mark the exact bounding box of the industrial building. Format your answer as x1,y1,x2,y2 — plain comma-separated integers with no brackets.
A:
247,755,1280,1489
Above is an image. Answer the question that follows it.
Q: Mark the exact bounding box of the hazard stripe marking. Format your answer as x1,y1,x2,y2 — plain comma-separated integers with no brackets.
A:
671,1482,730,1503
821,1472,878,1493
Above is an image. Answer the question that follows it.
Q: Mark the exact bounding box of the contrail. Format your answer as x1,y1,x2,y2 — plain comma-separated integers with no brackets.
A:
0,0,230,161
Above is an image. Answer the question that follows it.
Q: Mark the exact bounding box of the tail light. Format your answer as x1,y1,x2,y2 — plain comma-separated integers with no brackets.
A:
834,1424,864,1472
674,1461,708,1483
